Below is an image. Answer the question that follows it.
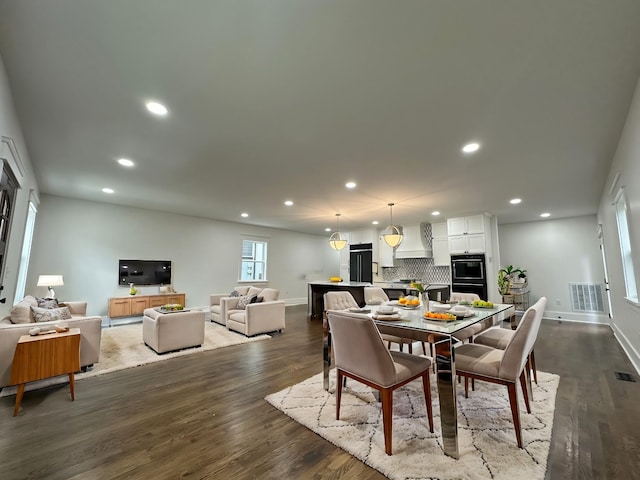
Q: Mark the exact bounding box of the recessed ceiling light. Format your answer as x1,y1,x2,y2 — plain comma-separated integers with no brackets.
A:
241,212,249,218
102,187,114,194
462,142,480,154
431,211,440,216
540,212,551,218
145,101,168,116
117,158,134,167
345,181,357,189
372,220,379,225
284,200,294,206
510,198,522,205
325,227,331,232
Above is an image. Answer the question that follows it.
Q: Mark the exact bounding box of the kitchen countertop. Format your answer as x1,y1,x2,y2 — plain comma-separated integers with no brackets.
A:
373,282,450,290
307,281,372,287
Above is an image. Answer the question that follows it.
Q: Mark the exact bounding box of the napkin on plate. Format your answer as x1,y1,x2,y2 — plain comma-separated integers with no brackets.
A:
372,313,401,320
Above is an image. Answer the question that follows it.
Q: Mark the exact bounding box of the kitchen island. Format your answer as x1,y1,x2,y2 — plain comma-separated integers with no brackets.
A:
307,281,450,319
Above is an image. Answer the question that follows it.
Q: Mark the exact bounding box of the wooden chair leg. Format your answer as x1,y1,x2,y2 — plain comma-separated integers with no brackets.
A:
408,342,413,354
519,371,531,414
422,372,434,433
471,378,475,391
507,382,523,448
399,343,404,352
422,342,427,355
387,341,392,349
336,370,343,420
530,349,538,384
464,376,469,398
381,388,394,455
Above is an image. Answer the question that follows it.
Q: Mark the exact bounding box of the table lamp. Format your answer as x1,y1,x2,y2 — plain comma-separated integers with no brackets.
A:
37,275,64,298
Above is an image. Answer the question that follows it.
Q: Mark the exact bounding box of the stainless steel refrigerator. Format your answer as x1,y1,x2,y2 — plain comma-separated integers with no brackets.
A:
349,243,373,283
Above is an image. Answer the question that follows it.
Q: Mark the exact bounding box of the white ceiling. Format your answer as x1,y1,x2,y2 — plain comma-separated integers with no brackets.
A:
1,1,640,236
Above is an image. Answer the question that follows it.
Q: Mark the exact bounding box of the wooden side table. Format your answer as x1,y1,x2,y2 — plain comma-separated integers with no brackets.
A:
9,328,81,416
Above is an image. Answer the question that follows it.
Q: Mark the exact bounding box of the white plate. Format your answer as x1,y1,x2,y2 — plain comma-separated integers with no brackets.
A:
431,303,451,312
377,307,396,314
449,310,475,318
349,307,371,313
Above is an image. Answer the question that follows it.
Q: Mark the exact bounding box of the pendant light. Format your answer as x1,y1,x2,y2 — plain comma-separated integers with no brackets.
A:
329,213,348,251
382,203,403,248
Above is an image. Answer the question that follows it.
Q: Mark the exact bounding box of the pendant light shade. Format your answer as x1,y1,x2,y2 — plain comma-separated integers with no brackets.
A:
382,203,403,248
329,213,348,251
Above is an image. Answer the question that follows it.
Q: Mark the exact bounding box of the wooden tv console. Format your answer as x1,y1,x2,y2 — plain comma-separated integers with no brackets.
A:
108,293,186,318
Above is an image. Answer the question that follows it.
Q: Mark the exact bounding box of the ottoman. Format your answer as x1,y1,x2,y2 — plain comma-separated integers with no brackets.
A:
143,308,205,354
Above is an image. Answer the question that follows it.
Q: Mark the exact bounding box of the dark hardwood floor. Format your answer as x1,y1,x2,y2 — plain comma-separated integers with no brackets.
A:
1,305,639,479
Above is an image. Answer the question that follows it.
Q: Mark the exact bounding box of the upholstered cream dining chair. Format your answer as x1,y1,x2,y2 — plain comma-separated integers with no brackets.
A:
363,287,428,355
454,297,547,448
326,310,434,455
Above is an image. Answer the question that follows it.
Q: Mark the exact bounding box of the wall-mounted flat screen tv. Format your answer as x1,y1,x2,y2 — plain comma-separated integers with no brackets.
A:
119,260,171,286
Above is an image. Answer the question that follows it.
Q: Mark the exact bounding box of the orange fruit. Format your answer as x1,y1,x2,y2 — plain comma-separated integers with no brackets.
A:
410,299,420,305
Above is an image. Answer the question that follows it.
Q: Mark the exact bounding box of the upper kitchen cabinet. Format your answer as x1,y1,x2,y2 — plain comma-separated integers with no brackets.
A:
447,214,486,236
378,233,394,267
431,221,450,266
447,214,489,254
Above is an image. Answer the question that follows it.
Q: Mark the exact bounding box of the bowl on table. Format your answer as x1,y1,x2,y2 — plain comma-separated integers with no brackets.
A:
431,303,451,312
377,305,396,315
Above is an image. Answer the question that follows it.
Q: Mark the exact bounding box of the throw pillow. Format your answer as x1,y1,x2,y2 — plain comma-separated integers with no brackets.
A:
37,297,59,309
10,300,34,324
31,306,72,323
236,294,257,310
252,296,264,304
229,290,241,297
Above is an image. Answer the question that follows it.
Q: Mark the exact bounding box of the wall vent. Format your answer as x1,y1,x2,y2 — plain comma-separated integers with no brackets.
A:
569,283,606,313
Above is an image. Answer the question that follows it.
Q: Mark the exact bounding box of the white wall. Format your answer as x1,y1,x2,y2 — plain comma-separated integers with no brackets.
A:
0,55,40,316
498,215,606,323
598,75,640,374
27,195,339,316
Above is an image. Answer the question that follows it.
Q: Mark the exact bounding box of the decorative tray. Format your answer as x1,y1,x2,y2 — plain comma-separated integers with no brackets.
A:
423,313,458,322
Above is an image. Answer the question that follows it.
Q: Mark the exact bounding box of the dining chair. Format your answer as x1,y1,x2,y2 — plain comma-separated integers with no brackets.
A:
473,299,545,385
326,310,434,455
450,292,485,343
453,297,547,448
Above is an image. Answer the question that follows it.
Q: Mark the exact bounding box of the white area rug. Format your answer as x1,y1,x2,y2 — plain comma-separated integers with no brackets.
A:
2,321,269,396
266,369,559,480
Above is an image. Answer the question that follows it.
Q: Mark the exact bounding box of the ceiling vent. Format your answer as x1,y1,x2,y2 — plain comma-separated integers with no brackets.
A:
394,224,432,258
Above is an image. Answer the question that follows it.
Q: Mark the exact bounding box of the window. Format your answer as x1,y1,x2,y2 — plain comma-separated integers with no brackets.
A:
239,238,268,282
14,200,38,304
614,188,637,301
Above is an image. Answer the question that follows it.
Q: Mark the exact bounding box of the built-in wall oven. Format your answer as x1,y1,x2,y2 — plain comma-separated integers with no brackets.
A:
451,254,488,300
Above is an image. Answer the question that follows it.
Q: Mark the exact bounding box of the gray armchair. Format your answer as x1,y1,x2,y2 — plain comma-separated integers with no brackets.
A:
327,310,434,455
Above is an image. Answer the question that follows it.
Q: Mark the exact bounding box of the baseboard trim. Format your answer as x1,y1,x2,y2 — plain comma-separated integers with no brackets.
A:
610,322,640,376
542,309,609,324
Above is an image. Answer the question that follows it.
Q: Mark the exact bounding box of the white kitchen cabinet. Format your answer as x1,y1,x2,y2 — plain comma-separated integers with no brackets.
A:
378,234,394,267
448,233,486,254
431,222,450,266
432,237,450,266
447,214,486,236
447,215,487,254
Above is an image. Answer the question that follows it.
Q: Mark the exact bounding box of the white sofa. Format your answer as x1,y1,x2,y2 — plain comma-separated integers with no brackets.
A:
225,287,285,336
0,296,102,389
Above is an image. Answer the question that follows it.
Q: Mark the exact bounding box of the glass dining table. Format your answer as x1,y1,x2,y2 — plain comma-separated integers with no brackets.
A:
322,301,515,459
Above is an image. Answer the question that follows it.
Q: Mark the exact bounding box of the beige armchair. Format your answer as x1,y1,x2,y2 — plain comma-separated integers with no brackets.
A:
327,310,434,455
225,287,285,336
143,308,205,354
454,297,547,448
210,286,251,325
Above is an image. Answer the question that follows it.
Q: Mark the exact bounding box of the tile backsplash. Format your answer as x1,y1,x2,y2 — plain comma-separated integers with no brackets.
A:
381,257,451,284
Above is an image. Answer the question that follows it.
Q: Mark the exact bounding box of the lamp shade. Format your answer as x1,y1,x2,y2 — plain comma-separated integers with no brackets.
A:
328,213,348,251
37,275,64,287
383,203,403,248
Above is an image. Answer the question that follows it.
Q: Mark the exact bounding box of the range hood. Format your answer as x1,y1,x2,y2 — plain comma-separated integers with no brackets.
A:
394,224,432,258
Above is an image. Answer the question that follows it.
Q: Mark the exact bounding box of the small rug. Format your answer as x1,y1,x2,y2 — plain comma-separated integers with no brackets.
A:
265,369,559,480
2,321,269,397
